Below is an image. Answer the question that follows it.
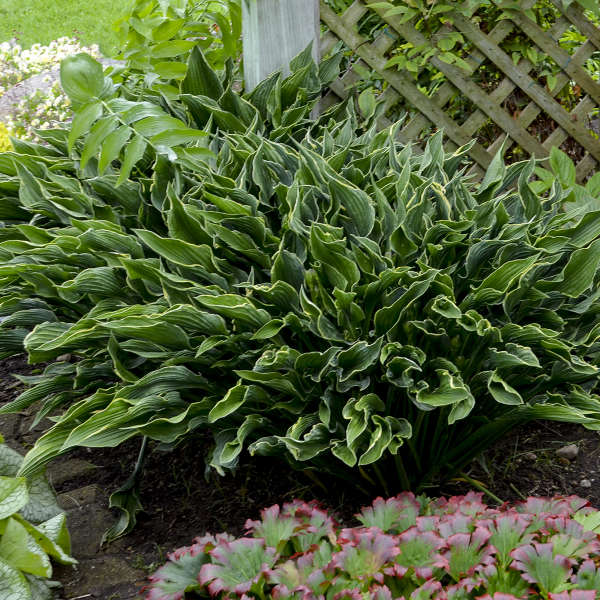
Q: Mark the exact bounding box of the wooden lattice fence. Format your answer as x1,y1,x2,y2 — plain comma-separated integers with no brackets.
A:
319,0,600,182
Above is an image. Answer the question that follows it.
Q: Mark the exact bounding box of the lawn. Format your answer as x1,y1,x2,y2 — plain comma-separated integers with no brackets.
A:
0,0,127,54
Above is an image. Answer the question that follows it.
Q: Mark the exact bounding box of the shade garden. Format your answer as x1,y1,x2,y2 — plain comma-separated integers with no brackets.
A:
0,0,600,598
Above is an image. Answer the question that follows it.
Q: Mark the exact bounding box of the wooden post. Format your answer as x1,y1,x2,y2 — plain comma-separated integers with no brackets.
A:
242,0,320,91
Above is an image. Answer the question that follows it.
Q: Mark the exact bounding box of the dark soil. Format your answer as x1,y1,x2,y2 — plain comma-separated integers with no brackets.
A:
444,421,600,503
1,355,600,599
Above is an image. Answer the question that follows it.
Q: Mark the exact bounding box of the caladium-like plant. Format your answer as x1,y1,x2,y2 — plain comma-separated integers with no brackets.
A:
144,493,600,600
1,21,600,538
0,437,76,600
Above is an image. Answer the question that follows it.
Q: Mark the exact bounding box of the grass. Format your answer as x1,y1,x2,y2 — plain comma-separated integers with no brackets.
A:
0,0,129,55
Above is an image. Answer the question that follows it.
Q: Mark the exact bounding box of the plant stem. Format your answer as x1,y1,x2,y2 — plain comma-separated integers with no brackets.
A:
394,453,412,490
457,471,504,505
372,463,390,496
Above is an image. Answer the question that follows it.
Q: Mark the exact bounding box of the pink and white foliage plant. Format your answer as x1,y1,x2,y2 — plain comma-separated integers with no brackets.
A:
144,493,600,600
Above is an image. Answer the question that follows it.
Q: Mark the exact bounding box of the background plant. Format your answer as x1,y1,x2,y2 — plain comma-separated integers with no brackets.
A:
112,0,242,99
0,122,11,151
0,0,123,54
0,38,101,93
143,492,600,600
0,435,76,599
325,0,600,155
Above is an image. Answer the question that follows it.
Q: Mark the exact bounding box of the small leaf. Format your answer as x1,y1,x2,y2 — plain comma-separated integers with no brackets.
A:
68,101,103,153
549,146,576,188
116,134,147,186
98,125,131,175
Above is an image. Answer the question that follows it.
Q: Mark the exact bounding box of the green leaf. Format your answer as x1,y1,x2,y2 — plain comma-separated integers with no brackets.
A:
152,39,195,58
0,477,28,519
150,128,207,150
208,384,248,423
0,557,31,600
182,46,224,99
68,101,103,153
116,134,147,186
549,146,576,188
329,178,375,237
80,115,119,170
98,125,131,175
556,239,600,298
358,89,376,120
0,518,51,578
487,371,523,405
60,53,106,105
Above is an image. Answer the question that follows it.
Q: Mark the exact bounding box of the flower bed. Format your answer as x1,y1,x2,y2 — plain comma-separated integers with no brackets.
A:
145,493,600,600
0,37,101,142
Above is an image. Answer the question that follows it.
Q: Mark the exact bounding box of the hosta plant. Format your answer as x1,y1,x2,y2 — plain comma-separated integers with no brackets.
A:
143,492,600,600
1,42,600,531
0,435,76,599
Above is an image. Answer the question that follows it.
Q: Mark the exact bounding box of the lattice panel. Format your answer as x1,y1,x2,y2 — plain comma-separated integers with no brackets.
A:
319,0,600,182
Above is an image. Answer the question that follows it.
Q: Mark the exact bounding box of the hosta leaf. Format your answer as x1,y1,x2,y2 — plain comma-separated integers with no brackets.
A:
197,295,270,329
336,339,383,382
329,178,375,237
135,229,222,273
550,146,576,189
134,115,187,138
359,415,394,466
468,255,539,305
416,370,473,408
487,371,523,405
251,319,285,340
182,46,224,99
153,61,188,80
150,128,208,149
211,415,268,470
555,239,600,298
208,384,248,423
489,344,541,370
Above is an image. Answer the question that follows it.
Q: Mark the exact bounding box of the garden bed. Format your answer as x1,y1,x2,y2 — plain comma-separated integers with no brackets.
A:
1,355,599,600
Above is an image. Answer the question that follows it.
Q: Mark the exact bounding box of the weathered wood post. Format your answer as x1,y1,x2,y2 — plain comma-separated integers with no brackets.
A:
242,0,320,91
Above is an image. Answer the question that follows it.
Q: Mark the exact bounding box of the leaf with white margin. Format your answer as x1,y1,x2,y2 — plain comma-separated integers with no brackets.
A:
0,445,62,523
0,556,31,600
0,517,51,578
14,514,76,565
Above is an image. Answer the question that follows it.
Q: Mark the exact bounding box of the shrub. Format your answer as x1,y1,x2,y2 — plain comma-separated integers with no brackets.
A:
113,0,241,85
1,42,600,530
0,435,76,598
143,492,600,600
0,122,11,152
